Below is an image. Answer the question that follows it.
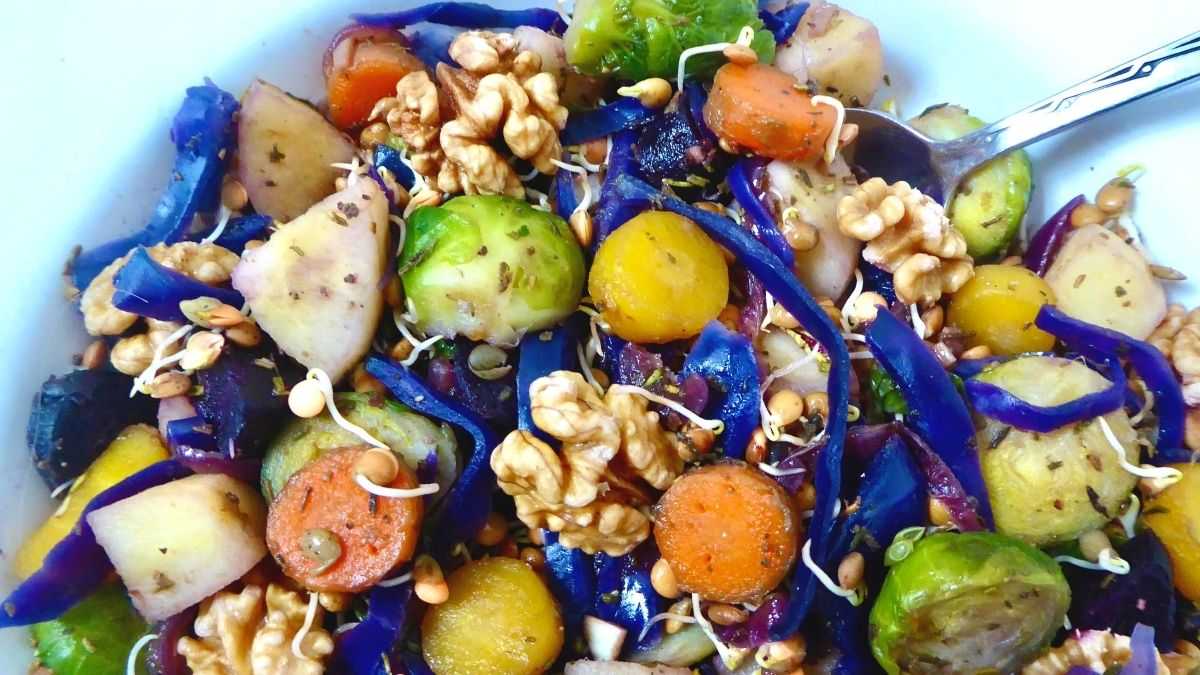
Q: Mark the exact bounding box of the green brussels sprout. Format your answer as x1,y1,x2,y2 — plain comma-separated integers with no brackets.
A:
399,195,586,346
870,532,1070,675
32,584,150,675
909,104,1033,261
261,393,457,501
975,356,1138,546
564,0,775,82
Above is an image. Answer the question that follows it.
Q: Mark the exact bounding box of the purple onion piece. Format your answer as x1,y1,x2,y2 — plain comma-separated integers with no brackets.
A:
173,446,262,484
680,373,710,414
714,592,789,648
426,357,456,395
895,425,985,531
1024,195,1085,275
614,342,666,387
736,269,767,341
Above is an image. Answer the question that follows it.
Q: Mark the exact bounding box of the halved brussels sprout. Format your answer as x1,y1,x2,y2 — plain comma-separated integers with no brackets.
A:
975,356,1138,546
399,195,586,346
261,393,457,501
870,532,1070,675
909,105,1033,261
564,0,774,82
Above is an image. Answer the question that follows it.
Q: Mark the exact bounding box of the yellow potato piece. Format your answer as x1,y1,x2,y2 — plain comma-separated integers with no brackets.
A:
422,557,563,675
14,424,169,579
588,211,729,344
947,264,1057,356
1144,464,1200,601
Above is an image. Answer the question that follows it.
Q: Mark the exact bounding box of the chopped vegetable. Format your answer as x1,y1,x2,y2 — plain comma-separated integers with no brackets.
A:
193,346,290,456
728,158,795,268
759,2,811,43
680,322,761,459
0,461,190,628
589,210,729,343
908,105,1033,260
324,29,426,129
15,425,168,580
561,98,659,147
593,542,664,653
864,309,994,528
1066,532,1177,650
87,473,266,621
261,392,456,501
365,355,500,553
27,369,157,488
1024,195,1085,275
965,353,1126,433
232,178,390,382
626,625,715,667
517,327,575,441
71,83,238,290
238,79,359,220
353,3,568,33
266,446,423,592
332,582,414,675
593,130,642,249
635,93,721,190
703,63,835,161
400,195,586,346
947,264,1057,355
421,557,564,674
1044,224,1168,340
564,0,773,81
869,532,1070,675
1143,463,1200,601
773,2,884,107
111,247,244,322
31,584,150,675
543,531,596,640
973,355,1138,545
192,213,273,253
654,463,799,603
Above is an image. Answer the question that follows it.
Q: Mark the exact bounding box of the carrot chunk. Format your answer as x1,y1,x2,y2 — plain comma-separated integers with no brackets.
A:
266,445,423,592
703,63,836,162
326,36,425,130
653,462,800,603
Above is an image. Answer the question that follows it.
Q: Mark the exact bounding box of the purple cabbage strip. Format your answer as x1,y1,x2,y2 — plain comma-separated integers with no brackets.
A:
165,415,218,453
190,214,272,254
1066,532,1176,650
365,355,500,554
543,531,595,640
865,309,994,528
1067,668,1100,675
680,373,710,414
729,158,795,269
553,162,581,221
609,173,851,638
352,3,567,33
595,540,663,654
735,268,767,340
964,355,1126,433
1036,305,1185,455
193,346,289,457
449,337,517,421
332,582,414,675
682,82,717,145
0,460,192,627
894,425,986,531
759,2,811,43
517,326,574,442
592,130,642,249
614,341,666,387
562,99,658,147
1024,195,1085,275
72,83,238,290
404,24,459,67
1120,624,1159,675
173,445,262,484
681,322,761,459
112,247,244,322
146,606,197,675
715,592,789,648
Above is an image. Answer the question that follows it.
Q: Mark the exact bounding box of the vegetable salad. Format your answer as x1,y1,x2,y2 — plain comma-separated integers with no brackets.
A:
9,1,1200,674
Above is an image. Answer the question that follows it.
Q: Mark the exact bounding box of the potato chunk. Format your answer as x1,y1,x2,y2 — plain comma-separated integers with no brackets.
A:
87,473,267,621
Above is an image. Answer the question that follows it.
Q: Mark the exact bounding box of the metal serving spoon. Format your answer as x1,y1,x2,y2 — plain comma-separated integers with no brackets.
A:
842,30,1200,204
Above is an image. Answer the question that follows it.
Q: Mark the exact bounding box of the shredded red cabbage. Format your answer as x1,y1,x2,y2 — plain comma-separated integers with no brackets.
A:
759,2,812,43
112,247,244,323
351,3,567,34
964,355,1126,432
729,158,796,268
332,582,414,675
1024,195,1085,275
562,100,659,147
1120,624,1160,675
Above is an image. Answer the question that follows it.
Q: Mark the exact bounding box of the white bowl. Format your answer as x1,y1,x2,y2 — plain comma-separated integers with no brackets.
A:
1,0,1197,667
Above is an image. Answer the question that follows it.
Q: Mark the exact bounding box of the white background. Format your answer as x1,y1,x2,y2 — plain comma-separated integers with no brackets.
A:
0,0,1198,665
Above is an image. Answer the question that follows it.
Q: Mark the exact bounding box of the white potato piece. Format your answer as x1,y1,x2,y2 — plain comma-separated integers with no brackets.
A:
238,79,358,222
565,661,692,675
774,1,884,106
232,179,389,382
1044,224,1166,340
766,158,862,301
87,473,267,621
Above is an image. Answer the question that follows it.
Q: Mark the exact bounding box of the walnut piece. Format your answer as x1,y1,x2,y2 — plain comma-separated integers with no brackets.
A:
1021,630,1167,675
491,371,689,555
1147,305,1200,447
178,584,333,675
372,30,568,200
837,177,973,306
80,241,239,337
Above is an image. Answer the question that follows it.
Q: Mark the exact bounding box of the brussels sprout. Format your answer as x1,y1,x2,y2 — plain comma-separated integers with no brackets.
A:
399,195,586,346
564,0,775,82
261,393,457,501
870,532,1070,675
974,356,1138,546
909,105,1033,260
32,584,150,675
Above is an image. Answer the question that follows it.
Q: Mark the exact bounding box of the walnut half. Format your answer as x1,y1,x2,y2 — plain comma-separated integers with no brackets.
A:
490,371,690,556
837,177,973,306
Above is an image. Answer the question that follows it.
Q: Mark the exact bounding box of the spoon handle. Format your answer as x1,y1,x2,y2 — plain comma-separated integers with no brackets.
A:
938,30,1200,183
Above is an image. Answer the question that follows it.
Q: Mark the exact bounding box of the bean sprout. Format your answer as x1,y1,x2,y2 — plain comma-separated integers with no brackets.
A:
131,324,194,397
307,368,388,449
201,205,233,245
377,571,413,587
1118,494,1140,540
1055,548,1131,575
840,269,864,333
127,633,157,675
800,540,861,605
609,384,724,433
637,612,697,642
354,473,440,499
810,95,846,166
676,26,755,92
692,593,745,669
1096,416,1182,484
756,462,807,477
292,592,321,659
550,158,594,215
